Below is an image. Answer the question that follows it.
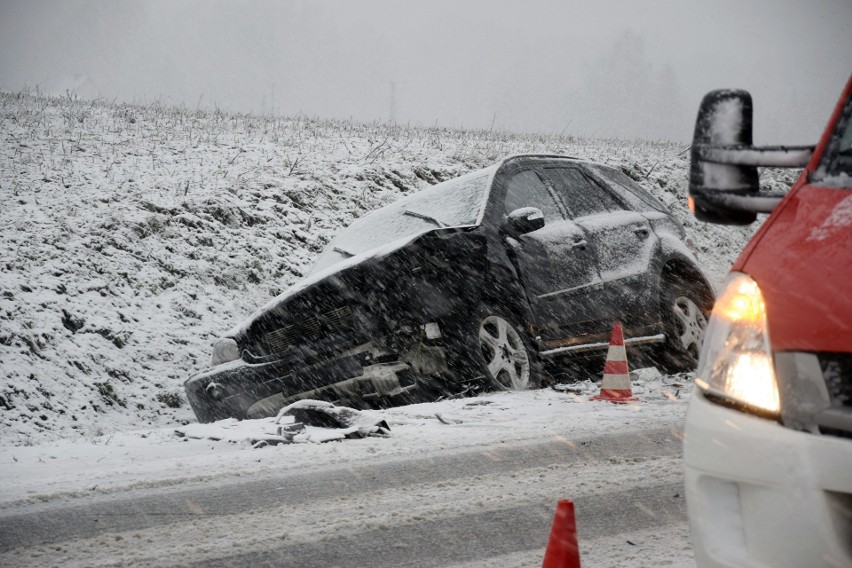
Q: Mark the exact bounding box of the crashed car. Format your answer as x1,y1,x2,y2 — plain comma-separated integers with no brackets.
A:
185,154,714,422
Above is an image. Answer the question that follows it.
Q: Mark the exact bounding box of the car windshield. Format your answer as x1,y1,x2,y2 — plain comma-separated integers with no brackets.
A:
814,91,852,187
310,167,495,273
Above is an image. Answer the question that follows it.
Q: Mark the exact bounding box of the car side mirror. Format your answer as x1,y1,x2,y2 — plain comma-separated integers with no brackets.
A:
689,89,813,225
506,207,545,235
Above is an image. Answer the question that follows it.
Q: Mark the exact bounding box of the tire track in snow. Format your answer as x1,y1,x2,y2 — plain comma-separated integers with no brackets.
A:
0,427,680,549
3,472,684,567
0,430,684,566
444,522,694,568
192,483,685,568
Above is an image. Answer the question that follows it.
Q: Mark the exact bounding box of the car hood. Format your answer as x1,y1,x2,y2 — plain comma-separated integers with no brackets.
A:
226,226,471,339
736,184,852,353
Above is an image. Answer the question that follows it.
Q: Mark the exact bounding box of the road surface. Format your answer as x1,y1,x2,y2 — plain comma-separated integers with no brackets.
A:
0,426,687,567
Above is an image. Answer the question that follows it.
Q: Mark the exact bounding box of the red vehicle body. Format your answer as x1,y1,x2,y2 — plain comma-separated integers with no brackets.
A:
684,75,852,568
732,76,852,354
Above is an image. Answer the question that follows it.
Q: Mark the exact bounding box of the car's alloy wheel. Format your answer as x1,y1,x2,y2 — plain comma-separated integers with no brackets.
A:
656,278,711,374
671,295,707,359
477,315,531,390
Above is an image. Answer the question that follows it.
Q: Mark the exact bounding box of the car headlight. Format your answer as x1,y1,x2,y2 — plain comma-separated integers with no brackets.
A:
212,338,240,366
694,272,780,417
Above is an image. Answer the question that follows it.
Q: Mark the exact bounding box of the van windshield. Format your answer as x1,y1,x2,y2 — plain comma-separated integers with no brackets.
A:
814,93,852,188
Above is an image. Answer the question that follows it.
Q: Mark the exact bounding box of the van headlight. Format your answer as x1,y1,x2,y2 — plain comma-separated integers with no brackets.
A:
695,272,780,417
212,338,240,366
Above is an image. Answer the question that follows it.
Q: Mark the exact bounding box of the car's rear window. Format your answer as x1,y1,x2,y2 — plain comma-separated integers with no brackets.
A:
541,167,620,217
585,165,669,212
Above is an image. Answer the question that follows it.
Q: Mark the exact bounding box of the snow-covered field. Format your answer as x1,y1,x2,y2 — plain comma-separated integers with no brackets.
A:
0,90,799,565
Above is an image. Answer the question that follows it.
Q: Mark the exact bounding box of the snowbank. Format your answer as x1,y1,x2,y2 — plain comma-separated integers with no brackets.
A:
0,371,690,507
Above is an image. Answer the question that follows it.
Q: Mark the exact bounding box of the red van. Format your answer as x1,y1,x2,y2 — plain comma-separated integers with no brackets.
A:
684,76,852,568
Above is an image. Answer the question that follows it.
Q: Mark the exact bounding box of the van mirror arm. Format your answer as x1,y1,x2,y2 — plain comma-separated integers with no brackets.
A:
694,144,813,168
688,89,814,225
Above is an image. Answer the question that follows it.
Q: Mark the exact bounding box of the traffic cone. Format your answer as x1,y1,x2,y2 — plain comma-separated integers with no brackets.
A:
590,321,638,403
542,499,580,568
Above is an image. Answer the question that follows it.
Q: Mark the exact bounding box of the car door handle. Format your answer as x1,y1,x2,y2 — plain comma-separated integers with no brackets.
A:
571,239,587,249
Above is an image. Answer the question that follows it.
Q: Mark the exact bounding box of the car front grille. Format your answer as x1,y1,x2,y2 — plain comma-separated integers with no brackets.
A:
819,352,852,408
817,353,852,439
264,305,355,354
776,351,852,439
816,352,852,439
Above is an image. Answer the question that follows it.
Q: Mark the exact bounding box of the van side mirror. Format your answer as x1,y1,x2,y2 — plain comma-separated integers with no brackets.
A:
689,90,814,225
506,207,545,235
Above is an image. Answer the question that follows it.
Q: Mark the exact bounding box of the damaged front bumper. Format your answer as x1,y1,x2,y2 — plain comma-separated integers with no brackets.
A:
185,340,433,423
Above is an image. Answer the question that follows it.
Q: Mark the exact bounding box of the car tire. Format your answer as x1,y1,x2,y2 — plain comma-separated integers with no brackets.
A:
466,306,541,392
656,277,710,374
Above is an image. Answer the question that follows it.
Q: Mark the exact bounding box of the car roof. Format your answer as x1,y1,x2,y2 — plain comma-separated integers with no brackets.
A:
497,153,589,168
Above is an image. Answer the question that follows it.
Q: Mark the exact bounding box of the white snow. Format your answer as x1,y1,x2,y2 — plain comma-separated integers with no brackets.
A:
0,372,690,506
0,373,693,566
707,96,744,146
814,171,852,189
807,193,852,241
700,146,812,168
0,89,796,566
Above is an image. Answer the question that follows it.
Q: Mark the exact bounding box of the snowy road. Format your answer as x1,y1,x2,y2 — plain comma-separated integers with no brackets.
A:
0,424,689,567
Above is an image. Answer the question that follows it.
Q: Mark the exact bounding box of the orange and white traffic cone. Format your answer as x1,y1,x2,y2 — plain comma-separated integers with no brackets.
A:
542,499,581,568
590,321,638,403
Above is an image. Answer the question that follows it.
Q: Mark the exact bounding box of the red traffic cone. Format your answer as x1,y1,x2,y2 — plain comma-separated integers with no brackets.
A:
590,321,638,403
542,499,581,568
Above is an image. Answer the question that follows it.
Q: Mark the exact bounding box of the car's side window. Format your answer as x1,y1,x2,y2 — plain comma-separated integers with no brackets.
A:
503,169,564,222
587,165,668,213
544,167,622,218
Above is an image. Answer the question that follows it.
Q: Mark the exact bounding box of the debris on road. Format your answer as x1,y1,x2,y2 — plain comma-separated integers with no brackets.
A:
174,400,390,446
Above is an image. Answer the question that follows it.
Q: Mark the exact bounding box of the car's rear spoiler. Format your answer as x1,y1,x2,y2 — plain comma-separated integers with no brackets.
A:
689,89,814,225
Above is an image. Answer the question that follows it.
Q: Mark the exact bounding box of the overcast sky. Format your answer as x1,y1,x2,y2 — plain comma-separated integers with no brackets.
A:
1,0,849,143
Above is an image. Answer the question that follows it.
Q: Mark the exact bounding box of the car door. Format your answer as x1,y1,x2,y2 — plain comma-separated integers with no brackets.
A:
499,168,603,340
540,166,660,332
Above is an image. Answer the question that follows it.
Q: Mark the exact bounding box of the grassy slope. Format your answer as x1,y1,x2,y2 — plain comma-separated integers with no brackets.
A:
0,91,796,444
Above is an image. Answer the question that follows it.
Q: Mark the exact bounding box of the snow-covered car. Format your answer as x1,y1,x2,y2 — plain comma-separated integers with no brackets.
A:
185,154,714,423
684,76,852,568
